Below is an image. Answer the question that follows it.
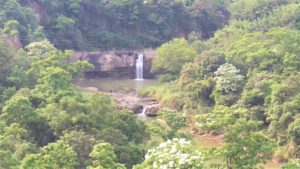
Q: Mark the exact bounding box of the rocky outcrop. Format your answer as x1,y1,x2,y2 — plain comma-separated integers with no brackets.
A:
98,91,159,116
72,50,156,79
144,104,159,116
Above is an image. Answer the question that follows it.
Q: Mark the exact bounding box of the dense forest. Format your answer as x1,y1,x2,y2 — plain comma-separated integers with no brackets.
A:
0,0,229,50
0,0,300,169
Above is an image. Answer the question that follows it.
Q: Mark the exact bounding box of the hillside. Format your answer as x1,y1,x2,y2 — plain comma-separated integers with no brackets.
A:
1,0,229,50
0,0,300,169
146,0,300,167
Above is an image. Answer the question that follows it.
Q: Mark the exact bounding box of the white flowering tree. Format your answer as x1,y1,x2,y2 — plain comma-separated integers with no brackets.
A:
214,63,244,93
134,138,204,169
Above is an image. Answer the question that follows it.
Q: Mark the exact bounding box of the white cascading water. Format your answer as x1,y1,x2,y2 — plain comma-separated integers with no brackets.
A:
135,53,144,80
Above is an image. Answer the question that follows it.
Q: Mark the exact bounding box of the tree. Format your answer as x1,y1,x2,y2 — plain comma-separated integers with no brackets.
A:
214,63,244,94
0,34,15,81
212,63,244,106
3,20,19,36
150,108,188,140
222,119,275,169
22,140,79,169
61,130,97,168
36,103,73,136
1,95,38,127
28,26,46,42
32,67,74,103
41,140,79,169
55,15,75,29
152,38,197,81
195,106,247,134
20,154,43,169
134,138,204,169
288,119,300,145
87,143,126,169
0,123,38,169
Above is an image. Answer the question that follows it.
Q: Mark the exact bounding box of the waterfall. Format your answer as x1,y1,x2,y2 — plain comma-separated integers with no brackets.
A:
136,105,147,119
136,53,144,80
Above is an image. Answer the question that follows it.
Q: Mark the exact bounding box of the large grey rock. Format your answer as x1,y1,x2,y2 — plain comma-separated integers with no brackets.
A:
144,104,159,116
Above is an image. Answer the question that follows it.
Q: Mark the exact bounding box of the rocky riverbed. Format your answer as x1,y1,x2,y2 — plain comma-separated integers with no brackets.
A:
83,86,160,116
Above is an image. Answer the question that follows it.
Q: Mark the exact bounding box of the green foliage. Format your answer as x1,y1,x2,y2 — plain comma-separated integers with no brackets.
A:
229,0,293,20
20,154,43,169
0,0,39,44
0,39,149,168
222,119,275,169
141,82,184,110
152,38,197,80
32,67,74,103
3,20,19,36
55,15,76,29
267,73,300,145
288,119,300,145
195,106,247,134
0,123,38,169
0,34,15,80
150,108,188,140
0,0,228,50
41,140,79,168
28,26,46,43
2,0,300,167
21,140,79,169
150,0,300,160
281,159,300,169
88,143,126,169
1,95,38,127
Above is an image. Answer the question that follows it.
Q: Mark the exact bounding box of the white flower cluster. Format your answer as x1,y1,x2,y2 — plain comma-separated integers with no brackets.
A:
214,63,244,93
144,138,204,169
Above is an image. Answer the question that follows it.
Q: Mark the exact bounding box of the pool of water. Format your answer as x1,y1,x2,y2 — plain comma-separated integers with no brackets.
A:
74,78,159,92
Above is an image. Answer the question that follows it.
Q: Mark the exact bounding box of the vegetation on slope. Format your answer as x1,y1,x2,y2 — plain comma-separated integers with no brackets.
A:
1,0,300,168
0,39,149,169
1,0,230,50
146,0,300,168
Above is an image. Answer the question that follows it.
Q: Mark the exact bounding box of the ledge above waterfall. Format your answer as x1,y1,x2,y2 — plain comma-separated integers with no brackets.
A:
71,50,157,79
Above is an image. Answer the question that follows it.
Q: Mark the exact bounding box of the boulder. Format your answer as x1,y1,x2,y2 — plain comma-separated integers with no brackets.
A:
119,103,144,114
144,104,159,116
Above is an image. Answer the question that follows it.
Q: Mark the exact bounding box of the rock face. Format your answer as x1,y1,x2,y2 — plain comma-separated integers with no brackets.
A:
72,50,156,79
103,91,159,116
144,104,159,116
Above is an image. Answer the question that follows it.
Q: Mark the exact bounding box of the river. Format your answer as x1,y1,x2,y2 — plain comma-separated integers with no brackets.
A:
74,78,281,169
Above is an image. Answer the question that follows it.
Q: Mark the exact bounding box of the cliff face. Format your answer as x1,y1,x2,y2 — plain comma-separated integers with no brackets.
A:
73,50,156,79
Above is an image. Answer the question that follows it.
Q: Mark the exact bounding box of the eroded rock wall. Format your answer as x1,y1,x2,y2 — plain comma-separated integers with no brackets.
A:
72,50,156,79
